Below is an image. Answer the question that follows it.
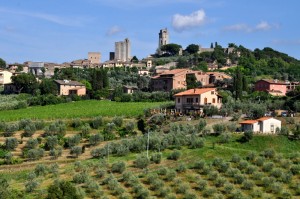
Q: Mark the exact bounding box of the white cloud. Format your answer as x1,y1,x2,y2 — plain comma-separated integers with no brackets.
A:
223,21,279,33
106,26,122,36
172,9,207,32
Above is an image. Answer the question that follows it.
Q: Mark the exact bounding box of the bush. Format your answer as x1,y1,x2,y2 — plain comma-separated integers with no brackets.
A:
89,133,103,146
80,123,91,138
73,172,89,184
212,123,226,135
168,150,181,160
47,180,83,199
112,116,123,127
262,162,274,172
67,135,81,148
262,148,276,159
5,137,18,150
134,154,150,169
35,164,48,176
150,153,162,164
176,163,187,173
219,132,231,143
26,148,44,160
197,119,207,133
45,136,58,150
71,118,82,128
23,123,36,137
49,147,62,159
90,116,103,129
25,138,38,150
165,169,176,181
70,146,82,158
3,123,19,137
196,179,207,191
242,180,254,190
111,161,126,173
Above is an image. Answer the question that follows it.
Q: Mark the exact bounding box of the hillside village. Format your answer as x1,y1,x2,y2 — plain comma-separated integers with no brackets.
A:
1,28,300,199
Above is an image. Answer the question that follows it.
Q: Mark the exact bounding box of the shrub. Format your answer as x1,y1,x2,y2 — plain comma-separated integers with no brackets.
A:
45,136,58,150
35,164,48,176
223,182,234,194
26,148,44,160
49,147,62,159
134,154,150,169
80,123,91,138
89,133,103,146
125,121,135,133
242,180,254,190
25,180,39,193
157,167,168,176
90,148,107,158
73,172,89,184
262,148,276,159
202,187,217,197
23,123,36,137
290,164,300,175
34,120,45,130
262,162,274,172
193,160,206,170
176,163,187,173
150,153,162,164
176,182,189,194
5,137,18,150
67,135,81,148
240,130,253,142
168,150,181,160
3,123,19,137
233,173,245,184
196,179,207,191
214,176,226,187
212,123,226,135
90,116,103,129
197,119,207,133
111,161,126,173
112,116,123,127
254,156,265,166
25,138,38,149
150,179,164,191
165,169,176,181
189,136,204,149
70,146,82,158
219,132,231,143
71,118,82,128
231,154,241,163
47,180,83,199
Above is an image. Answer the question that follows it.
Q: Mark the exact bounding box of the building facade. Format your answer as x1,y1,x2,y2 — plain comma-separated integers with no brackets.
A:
174,87,222,114
0,70,13,85
255,79,288,96
54,80,86,96
88,52,101,64
158,28,169,49
115,38,131,62
28,62,44,76
240,117,281,134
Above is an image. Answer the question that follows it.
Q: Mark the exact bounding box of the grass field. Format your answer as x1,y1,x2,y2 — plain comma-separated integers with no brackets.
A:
0,100,171,121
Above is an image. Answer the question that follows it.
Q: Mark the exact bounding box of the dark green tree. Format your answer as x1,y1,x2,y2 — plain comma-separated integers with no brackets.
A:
160,43,182,56
185,44,199,54
186,74,199,89
0,58,6,68
11,73,39,94
131,56,139,63
233,67,243,100
40,79,58,95
47,180,83,199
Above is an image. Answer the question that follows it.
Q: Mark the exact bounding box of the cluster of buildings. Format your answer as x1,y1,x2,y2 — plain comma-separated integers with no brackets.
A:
254,79,300,96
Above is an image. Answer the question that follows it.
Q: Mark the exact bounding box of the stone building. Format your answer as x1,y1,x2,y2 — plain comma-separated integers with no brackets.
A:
115,38,131,62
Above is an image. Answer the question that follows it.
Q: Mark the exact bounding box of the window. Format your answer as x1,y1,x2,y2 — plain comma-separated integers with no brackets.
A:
195,98,198,103
204,98,207,104
177,98,180,103
270,124,274,133
211,91,214,94
187,98,193,103
212,98,216,103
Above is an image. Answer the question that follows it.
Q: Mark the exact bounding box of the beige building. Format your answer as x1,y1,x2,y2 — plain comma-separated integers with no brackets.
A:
240,117,281,134
54,80,86,96
0,70,13,85
174,87,222,114
88,52,101,64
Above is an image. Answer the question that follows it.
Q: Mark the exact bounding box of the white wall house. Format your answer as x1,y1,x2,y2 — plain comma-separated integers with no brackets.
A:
240,117,281,134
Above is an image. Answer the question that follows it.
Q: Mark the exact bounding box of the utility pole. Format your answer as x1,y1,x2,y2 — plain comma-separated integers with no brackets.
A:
146,130,150,158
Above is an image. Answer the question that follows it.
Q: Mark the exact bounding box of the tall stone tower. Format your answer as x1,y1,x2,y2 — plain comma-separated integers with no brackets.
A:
115,38,131,62
158,28,169,55
88,52,101,64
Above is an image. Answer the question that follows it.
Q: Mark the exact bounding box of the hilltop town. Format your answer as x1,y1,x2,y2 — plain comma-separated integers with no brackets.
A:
1,28,300,199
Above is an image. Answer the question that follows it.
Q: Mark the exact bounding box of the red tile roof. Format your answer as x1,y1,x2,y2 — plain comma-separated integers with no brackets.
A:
174,88,215,96
160,69,189,75
239,120,258,124
257,117,272,121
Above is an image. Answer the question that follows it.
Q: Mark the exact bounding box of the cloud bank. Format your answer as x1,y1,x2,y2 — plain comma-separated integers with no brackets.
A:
106,26,122,36
172,9,207,32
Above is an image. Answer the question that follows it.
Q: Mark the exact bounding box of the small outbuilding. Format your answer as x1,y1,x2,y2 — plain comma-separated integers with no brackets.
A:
239,117,281,134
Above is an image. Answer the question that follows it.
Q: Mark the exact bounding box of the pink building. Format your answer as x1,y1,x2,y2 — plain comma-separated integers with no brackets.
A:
255,79,287,96
54,80,86,96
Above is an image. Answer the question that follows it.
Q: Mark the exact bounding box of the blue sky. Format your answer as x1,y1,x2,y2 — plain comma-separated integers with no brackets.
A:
1,0,299,63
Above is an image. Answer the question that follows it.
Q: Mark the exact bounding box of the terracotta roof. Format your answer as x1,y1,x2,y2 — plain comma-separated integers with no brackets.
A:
174,88,215,96
257,117,272,122
160,69,188,75
239,120,258,124
54,80,84,86
259,79,287,85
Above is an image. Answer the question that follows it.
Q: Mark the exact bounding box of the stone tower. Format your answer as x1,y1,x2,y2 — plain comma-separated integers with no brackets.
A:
115,38,131,62
158,28,169,55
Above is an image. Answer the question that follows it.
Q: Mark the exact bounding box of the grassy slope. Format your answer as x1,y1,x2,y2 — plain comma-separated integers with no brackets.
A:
0,100,171,121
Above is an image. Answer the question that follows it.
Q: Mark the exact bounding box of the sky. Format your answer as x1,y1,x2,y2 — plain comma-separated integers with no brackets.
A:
1,0,300,64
